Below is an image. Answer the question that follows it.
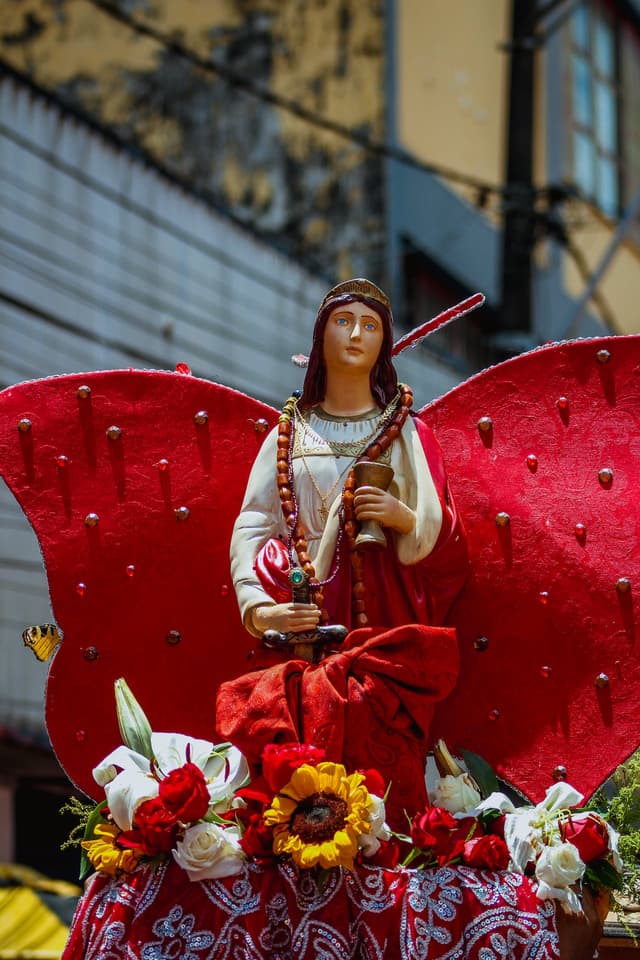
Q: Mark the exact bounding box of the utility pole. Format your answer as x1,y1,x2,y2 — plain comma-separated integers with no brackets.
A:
499,0,537,334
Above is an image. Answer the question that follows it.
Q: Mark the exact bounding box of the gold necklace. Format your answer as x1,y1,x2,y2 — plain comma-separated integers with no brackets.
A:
298,445,353,525
294,394,399,457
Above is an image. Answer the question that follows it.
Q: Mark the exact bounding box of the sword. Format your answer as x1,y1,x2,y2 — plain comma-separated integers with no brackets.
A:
262,568,348,664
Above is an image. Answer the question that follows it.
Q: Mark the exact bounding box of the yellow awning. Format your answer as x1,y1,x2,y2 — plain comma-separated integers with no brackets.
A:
0,864,80,960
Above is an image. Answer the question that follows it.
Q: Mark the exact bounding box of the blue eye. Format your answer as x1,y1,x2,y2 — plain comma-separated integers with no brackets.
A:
335,317,349,325
364,322,377,332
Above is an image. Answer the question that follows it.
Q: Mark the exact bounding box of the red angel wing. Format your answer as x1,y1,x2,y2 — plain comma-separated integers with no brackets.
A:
423,336,640,802
0,370,277,798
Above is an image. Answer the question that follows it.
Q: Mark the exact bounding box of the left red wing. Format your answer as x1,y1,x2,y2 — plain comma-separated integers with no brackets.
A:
0,370,277,798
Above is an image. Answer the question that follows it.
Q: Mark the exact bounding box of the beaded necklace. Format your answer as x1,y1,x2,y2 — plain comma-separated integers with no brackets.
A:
276,383,414,627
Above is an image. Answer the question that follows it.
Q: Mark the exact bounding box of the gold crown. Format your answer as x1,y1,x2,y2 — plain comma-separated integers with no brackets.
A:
318,278,391,314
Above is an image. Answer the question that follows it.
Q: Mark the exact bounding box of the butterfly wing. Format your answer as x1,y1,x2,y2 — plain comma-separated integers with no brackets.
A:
0,370,277,798
421,336,640,802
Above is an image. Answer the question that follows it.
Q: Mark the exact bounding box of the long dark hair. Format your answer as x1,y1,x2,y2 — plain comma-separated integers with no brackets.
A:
300,294,397,408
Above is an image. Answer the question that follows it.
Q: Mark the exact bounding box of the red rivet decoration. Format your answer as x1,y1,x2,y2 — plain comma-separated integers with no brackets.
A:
106,425,122,441
56,455,69,468
175,506,190,521
598,467,613,486
219,584,230,597
552,765,567,781
17,418,32,433
556,396,569,411
166,630,182,645
75,582,87,597
194,410,209,426
175,362,191,375
254,418,269,434
596,349,611,364
495,512,510,527
83,646,99,661
474,636,489,651
84,512,100,528
540,665,552,678
594,672,609,688
126,564,136,578
157,458,169,471
477,416,493,433
75,730,86,742
616,577,631,593
538,591,549,606
77,385,91,399
526,453,538,471
488,709,500,721
574,522,586,541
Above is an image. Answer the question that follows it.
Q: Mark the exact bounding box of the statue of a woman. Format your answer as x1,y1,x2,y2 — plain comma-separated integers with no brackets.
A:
217,279,469,827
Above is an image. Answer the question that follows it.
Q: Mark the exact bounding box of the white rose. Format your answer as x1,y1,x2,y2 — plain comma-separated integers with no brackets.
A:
172,823,246,881
358,795,391,858
535,842,585,915
431,774,481,814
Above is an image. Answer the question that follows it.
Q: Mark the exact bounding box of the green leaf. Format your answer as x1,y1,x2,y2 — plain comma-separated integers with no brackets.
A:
584,858,625,892
460,749,499,798
79,800,108,881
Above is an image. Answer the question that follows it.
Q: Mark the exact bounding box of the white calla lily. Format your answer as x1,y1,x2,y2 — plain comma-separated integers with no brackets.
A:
91,734,249,832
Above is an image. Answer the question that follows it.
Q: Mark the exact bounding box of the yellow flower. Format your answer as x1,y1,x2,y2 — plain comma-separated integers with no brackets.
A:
81,823,141,877
264,762,372,870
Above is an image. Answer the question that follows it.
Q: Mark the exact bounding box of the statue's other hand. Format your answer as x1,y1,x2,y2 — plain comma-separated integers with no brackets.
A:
354,486,415,535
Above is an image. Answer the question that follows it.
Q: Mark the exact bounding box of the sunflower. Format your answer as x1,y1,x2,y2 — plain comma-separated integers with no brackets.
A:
263,761,373,869
81,822,142,877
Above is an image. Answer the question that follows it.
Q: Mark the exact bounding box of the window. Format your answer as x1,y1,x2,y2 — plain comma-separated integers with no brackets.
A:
569,2,621,218
568,1,640,238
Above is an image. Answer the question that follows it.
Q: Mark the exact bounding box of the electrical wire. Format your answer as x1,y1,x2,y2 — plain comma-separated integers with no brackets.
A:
84,0,504,197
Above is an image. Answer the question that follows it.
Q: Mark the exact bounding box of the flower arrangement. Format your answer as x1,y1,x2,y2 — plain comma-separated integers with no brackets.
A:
404,739,624,916
78,680,623,919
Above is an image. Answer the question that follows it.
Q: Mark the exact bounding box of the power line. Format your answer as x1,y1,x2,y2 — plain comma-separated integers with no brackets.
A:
85,0,504,197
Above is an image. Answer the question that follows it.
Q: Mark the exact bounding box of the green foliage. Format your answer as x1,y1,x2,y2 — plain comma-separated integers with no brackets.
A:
460,749,500,798
588,749,640,901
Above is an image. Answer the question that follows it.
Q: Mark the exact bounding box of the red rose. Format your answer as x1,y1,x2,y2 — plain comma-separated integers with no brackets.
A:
158,762,210,823
562,814,610,863
261,743,326,793
411,807,474,865
132,798,179,855
463,835,510,870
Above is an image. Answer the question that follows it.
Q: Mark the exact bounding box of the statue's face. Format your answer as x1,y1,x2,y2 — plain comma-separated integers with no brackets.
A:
323,301,384,379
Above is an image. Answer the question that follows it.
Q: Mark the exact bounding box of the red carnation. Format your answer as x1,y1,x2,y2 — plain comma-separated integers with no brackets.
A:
562,814,610,863
238,813,275,860
158,762,210,823
132,797,179,856
358,768,386,797
463,835,510,870
261,743,326,793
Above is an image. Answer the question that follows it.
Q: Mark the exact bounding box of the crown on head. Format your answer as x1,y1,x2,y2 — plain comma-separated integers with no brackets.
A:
318,278,391,314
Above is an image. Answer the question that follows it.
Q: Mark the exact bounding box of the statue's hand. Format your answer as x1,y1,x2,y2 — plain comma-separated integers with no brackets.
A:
354,486,415,535
251,602,321,635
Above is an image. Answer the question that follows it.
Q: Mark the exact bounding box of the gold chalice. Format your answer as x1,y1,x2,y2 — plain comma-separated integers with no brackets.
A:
353,460,395,550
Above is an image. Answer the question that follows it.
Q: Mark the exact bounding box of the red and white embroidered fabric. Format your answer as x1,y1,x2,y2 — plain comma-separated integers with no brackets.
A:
63,861,559,960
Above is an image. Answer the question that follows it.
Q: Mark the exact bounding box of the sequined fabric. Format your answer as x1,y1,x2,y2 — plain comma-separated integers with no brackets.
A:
63,860,559,960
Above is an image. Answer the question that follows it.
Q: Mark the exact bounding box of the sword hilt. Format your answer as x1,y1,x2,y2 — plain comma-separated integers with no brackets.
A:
262,568,347,663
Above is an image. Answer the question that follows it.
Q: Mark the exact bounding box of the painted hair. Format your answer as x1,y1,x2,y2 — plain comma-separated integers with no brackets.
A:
300,294,397,408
